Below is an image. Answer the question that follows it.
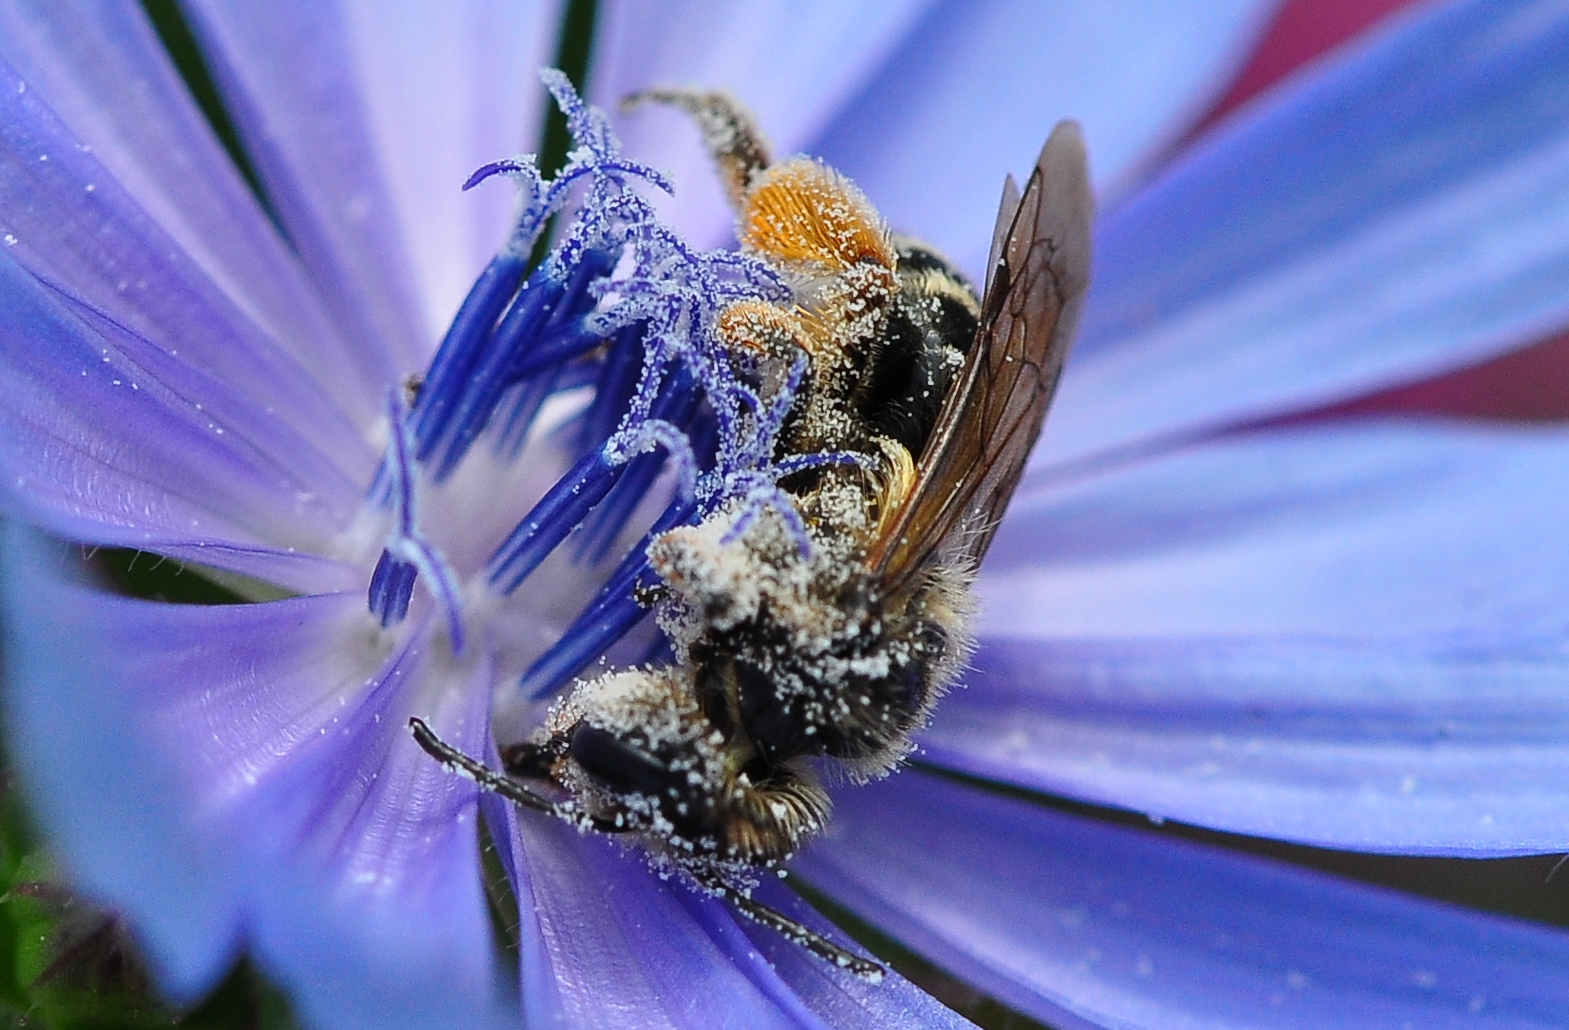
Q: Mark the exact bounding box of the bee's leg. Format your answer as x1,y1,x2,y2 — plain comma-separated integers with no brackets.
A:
632,574,670,609
408,717,556,815
715,300,815,411
699,876,886,983
622,88,770,212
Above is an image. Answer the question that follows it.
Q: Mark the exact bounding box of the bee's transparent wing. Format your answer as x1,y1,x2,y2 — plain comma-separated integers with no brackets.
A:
984,173,1021,298
869,120,1093,591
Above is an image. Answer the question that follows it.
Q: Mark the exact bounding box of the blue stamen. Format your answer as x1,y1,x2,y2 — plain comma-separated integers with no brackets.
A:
721,475,814,558
368,395,468,651
369,549,418,625
487,449,627,594
577,323,647,458
773,450,872,477
517,499,697,699
587,497,698,618
364,71,837,700
413,251,529,461
607,418,698,501
517,591,648,701
510,328,603,379
575,372,702,561
429,260,594,477
492,369,561,460
687,411,720,471
427,279,564,478
572,452,668,563
550,359,603,393
419,242,618,479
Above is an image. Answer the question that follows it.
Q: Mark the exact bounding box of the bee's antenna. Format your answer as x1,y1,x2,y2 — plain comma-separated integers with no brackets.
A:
701,877,886,983
408,717,557,815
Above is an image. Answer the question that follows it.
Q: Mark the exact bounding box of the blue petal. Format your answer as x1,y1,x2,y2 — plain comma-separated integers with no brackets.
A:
982,419,1569,637
0,49,373,469
238,641,511,1030
737,880,975,1030
1042,0,1569,468
796,771,1569,1030
814,0,1276,277
2,525,506,1028
0,242,361,593
505,815,808,1029
178,1,430,370
492,808,967,1029
0,1,383,428
925,631,1569,856
1,524,246,1000
594,0,937,247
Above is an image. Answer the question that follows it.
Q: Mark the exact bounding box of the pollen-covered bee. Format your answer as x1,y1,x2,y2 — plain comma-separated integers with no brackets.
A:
412,91,1092,980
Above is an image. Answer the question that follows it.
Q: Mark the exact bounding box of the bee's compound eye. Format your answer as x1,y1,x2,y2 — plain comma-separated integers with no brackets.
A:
569,724,676,798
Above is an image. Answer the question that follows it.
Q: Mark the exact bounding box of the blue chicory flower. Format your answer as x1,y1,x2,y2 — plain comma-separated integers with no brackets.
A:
4,2,1569,1029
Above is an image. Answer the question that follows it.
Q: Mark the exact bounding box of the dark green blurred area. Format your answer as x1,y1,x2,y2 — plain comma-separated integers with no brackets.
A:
8,3,1567,1030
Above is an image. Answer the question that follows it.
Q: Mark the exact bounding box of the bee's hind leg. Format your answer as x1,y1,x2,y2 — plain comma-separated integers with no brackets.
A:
622,88,770,212
698,874,886,983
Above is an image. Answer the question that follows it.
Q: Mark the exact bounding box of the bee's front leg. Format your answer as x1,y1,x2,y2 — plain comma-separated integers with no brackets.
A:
622,88,771,212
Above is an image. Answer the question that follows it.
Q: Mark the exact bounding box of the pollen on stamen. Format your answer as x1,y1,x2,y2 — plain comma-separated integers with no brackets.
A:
360,71,819,691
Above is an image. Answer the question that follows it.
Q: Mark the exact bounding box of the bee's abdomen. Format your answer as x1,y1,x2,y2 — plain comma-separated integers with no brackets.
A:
812,617,950,766
851,253,980,460
714,609,952,771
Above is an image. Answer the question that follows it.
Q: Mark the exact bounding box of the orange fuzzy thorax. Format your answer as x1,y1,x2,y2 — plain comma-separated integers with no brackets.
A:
742,158,897,274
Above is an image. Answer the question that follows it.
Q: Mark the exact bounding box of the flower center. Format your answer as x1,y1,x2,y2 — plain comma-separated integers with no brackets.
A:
360,72,804,703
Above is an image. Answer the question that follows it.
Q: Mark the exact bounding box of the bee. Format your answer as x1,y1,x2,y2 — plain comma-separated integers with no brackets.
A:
412,91,1092,980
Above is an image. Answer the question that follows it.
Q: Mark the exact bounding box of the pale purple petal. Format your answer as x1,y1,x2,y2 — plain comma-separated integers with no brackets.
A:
180,1,430,372
0,50,374,466
497,810,967,1029
0,242,361,594
796,771,1569,1030
0,1,383,426
983,420,1569,637
925,632,1569,856
1042,0,1569,468
814,0,1276,277
341,0,563,339
593,0,937,247
4,525,507,1028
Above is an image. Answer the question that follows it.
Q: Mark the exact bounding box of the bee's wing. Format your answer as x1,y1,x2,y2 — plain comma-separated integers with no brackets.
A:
868,120,1093,591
